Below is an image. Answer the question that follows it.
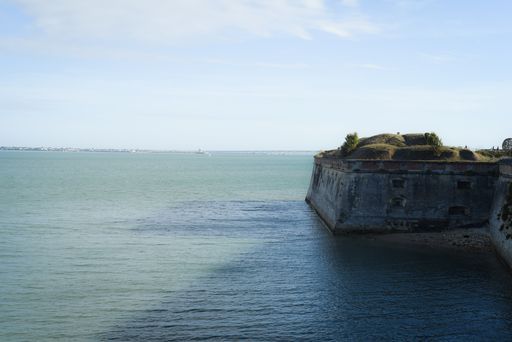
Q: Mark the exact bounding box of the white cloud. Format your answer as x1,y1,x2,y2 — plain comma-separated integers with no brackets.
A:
13,0,378,42
349,63,391,70
419,52,456,64
340,0,360,8
318,18,378,38
0,35,310,69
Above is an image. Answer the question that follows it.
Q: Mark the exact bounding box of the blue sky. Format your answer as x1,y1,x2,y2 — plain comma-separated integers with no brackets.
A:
1,0,511,150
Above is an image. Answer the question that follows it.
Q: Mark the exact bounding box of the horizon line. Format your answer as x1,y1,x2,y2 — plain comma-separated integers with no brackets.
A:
0,146,318,153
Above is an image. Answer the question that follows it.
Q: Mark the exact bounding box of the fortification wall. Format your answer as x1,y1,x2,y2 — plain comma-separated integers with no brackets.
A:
489,159,512,268
306,157,498,234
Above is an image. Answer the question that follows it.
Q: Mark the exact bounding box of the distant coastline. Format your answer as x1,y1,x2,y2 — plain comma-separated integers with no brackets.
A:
0,146,316,155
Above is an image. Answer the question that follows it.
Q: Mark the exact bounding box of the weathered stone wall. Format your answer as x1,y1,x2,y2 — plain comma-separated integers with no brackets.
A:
490,159,512,268
306,157,499,234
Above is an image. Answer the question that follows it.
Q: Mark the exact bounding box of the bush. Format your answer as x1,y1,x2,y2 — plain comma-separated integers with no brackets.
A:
424,132,443,147
424,132,443,156
341,132,359,156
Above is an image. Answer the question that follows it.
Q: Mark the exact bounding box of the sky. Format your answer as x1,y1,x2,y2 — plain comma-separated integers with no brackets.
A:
1,0,511,150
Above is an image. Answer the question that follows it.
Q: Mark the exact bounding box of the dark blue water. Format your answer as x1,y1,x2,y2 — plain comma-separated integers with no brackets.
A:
104,201,512,341
1,152,512,341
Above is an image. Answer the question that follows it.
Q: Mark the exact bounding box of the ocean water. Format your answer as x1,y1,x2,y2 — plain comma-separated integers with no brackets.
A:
1,151,512,341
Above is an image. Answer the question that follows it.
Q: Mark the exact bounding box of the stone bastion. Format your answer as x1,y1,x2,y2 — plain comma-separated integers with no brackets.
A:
306,156,512,269
306,157,499,233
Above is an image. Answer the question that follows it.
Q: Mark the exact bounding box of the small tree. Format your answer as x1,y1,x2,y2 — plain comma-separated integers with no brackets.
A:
424,132,443,147
341,132,359,156
424,132,443,156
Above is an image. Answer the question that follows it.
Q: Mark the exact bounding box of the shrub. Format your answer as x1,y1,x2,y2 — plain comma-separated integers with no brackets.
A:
424,132,443,147
341,132,359,156
424,132,443,157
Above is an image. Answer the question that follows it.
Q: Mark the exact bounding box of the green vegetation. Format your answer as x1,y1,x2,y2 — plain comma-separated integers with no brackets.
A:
319,132,493,162
477,149,512,159
358,133,406,148
341,132,359,156
424,132,443,156
349,144,396,160
424,132,443,148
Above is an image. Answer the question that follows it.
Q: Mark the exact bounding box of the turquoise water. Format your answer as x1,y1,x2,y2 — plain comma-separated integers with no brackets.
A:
1,151,512,340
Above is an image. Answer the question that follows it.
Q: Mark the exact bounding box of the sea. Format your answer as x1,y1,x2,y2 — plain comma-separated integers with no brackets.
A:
1,151,512,341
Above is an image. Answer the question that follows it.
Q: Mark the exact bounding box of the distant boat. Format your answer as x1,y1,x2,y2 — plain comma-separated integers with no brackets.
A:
195,149,211,156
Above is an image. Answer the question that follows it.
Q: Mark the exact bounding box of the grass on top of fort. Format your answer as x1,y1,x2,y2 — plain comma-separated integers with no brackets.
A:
320,133,506,162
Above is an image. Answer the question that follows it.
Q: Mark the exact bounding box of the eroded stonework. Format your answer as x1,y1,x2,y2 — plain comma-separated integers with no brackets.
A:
306,158,498,233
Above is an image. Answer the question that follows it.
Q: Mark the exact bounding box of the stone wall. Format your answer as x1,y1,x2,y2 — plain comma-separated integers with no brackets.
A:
490,159,512,268
306,157,499,234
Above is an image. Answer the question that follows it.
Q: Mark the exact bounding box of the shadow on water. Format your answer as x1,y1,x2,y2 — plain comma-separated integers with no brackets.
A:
101,201,512,341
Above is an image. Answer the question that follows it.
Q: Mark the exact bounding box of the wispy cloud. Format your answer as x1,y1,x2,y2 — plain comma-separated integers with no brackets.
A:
0,36,309,69
348,63,393,70
340,0,360,8
318,18,379,38
419,52,456,64
390,0,438,10
202,59,308,69
11,0,379,42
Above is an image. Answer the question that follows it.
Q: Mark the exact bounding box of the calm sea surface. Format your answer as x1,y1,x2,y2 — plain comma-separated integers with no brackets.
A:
1,151,512,341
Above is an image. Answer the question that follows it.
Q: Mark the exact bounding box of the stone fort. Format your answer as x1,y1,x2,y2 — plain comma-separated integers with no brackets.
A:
306,134,512,268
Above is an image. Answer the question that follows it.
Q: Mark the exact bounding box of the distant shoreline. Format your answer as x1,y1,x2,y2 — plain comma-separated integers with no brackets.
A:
0,147,316,154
